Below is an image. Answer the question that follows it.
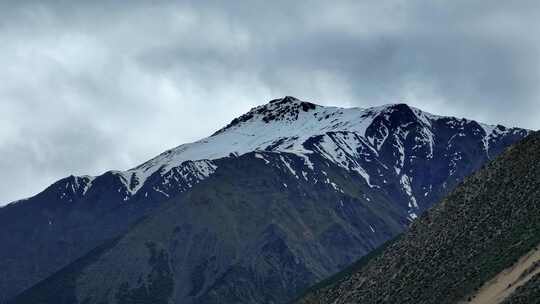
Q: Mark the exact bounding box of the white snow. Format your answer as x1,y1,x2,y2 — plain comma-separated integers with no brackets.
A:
400,174,418,209
313,133,375,187
254,153,270,164
280,155,299,179
394,136,405,175
153,187,170,198
80,176,95,195
408,212,418,221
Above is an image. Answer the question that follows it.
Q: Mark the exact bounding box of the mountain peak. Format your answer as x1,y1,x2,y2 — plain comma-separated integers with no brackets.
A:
255,95,318,122
42,97,528,206
213,96,318,135
217,99,428,137
386,102,411,111
375,103,429,127
269,95,300,104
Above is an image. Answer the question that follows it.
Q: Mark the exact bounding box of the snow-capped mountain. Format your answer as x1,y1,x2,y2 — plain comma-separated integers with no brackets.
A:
0,97,529,303
56,96,524,209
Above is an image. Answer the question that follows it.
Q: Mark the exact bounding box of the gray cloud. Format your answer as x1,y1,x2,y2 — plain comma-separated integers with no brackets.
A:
1,0,539,204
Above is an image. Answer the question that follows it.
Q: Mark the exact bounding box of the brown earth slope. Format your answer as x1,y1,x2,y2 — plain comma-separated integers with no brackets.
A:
463,247,540,304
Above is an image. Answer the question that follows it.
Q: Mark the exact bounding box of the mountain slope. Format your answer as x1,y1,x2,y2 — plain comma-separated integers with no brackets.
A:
1,97,529,302
11,151,406,304
295,131,540,304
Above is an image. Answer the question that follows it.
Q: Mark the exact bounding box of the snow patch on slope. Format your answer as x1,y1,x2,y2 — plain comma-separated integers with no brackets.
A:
400,174,418,209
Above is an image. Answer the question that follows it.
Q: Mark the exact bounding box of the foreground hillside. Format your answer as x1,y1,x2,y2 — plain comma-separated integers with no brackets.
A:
1,97,528,303
296,131,540,304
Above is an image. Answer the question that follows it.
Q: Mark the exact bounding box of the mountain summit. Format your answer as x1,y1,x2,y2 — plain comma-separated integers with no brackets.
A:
1,97,529,303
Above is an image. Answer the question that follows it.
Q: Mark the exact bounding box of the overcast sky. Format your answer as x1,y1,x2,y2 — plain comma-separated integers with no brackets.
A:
1,1,539,205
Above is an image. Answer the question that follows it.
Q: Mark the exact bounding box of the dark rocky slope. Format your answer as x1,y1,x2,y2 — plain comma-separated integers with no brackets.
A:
11,152,406,304
296,131,540,304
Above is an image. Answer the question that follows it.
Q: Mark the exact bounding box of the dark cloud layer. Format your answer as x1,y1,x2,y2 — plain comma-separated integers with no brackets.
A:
1,1,539,204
